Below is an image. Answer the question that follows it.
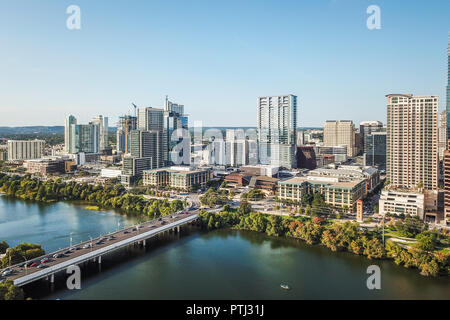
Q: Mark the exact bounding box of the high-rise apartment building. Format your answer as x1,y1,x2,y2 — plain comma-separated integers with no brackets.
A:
443,35,450,226
117,115,137,154
64,115,77,153
77,123,100,154
364,131,387,171
137,107,164,131
360,121,383,153
446,34,450,138
226,129,250,167
7,140,44,161
323,120,356,157
130,130,163,168
121,106,165,185
438,110,447,160
257,95,297,169
163,97,189,166
444,147,450,225
64,115,108,154
386,94,438,191
92,115,109,153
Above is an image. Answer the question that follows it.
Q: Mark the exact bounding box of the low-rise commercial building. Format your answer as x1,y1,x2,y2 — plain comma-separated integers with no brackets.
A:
308,164,381,195
240,165,280,177
278,176,366,212
249,176,279,193
224,173,251,186
379,188,425,220
25,158,66,175
101,168,123,178
143,166,212,190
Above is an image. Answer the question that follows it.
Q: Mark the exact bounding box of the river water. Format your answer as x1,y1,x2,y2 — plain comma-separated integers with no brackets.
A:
0,196,448,300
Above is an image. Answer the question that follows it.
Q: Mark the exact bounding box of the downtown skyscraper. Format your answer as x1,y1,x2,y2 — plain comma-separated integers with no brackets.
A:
117,115,137,155
257,95,297,169
386,94,438,191
64,115,108,154
163,97,190,166
323,120,357,157
447,34,450,138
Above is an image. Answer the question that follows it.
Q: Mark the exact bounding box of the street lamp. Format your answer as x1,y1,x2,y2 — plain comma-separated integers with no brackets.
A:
89,235,93,252
19,254,28,275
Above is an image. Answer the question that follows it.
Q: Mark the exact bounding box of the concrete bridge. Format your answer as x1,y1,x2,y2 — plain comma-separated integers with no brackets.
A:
2,211,199,287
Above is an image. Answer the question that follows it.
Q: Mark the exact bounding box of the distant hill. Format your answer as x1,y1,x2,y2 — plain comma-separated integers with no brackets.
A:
0,126,117,135
0,126,65,134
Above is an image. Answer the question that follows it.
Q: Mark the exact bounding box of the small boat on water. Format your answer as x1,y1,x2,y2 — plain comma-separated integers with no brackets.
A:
280,283,291,290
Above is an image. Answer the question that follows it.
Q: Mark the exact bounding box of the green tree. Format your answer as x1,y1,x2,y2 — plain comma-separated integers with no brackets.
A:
0,281,25,300
0,241,9,254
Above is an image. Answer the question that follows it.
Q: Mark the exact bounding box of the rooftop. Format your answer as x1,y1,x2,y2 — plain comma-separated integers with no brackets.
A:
279,176,365,189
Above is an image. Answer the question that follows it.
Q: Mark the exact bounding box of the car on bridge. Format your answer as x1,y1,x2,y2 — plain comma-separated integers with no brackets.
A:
40,258,50,264
1,269,13,277
53,253,64,258
30,262,39,268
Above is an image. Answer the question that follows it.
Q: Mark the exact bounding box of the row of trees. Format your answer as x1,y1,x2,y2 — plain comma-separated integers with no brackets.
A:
241,189,265,201
0,174,185,218
385,240,448,277
199,188,230,207
197,210,449,277
1,242,46,268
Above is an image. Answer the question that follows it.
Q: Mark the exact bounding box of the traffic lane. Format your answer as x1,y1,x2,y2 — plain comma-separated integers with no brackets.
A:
4,213,192,280
2,212,196,281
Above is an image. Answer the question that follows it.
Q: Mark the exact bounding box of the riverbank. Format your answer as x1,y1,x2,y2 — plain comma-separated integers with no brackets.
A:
196,210,449,278
0,173,186,219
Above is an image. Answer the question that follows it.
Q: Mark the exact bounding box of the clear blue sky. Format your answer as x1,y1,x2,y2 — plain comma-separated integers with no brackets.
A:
0,0,449,127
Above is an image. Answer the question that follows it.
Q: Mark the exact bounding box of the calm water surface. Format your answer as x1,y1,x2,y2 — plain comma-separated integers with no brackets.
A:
0,195,448,300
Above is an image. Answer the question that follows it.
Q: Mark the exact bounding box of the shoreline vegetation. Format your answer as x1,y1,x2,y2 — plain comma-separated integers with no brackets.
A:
196,209,450,278
0,173,186,218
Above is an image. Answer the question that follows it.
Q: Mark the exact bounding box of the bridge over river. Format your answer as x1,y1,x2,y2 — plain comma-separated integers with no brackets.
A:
1,211,199,287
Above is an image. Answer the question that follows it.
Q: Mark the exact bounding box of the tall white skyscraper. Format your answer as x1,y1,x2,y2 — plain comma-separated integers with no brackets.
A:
226,129,249,167
92,115,109,152
386,94,438,191
257,95,297,169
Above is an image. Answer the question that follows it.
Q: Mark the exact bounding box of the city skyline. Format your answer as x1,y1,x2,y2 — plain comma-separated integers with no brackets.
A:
0,1,449,127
